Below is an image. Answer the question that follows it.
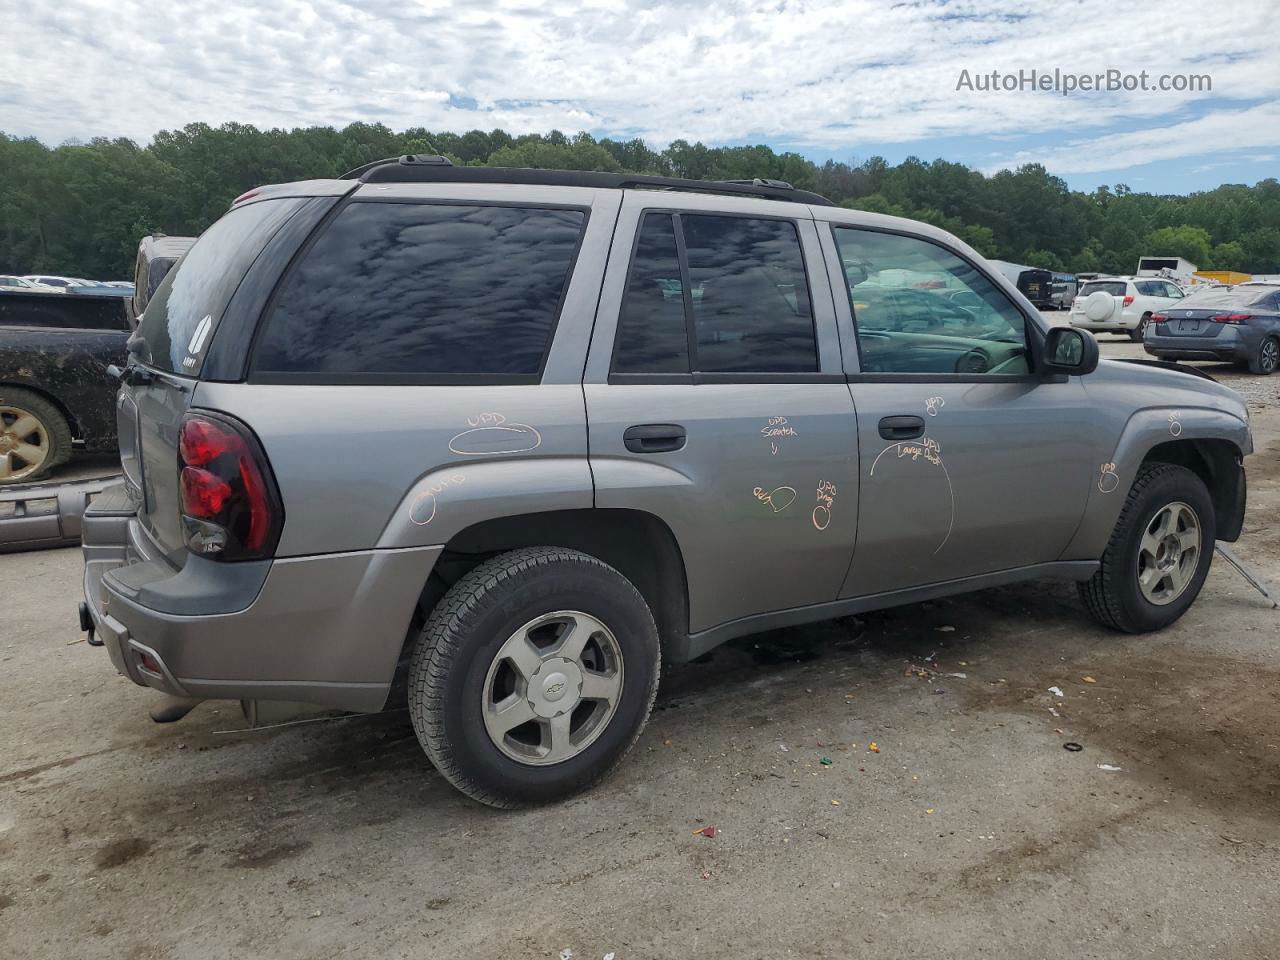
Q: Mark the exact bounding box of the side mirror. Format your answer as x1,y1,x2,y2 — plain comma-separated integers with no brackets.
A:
1043,326,1098,376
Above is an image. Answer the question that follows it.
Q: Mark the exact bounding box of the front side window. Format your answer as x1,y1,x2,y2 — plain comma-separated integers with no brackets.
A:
833,227,1030,375
612,213,817,375
254,202,586,379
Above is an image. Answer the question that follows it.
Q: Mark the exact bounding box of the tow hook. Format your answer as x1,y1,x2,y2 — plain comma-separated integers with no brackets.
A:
78,602,102,646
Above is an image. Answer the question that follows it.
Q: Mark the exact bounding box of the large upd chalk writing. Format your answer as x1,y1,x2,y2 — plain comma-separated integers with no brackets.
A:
449,413,543,456
869,435,954,555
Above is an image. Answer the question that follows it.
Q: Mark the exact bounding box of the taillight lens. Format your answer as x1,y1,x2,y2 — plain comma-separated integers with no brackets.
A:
1212,313,1252,325
1122,295,1135,307
177,411,282,560
1151,314,1166,323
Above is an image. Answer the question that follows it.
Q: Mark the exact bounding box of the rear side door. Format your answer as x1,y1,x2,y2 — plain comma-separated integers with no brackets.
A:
819,219,1097,596
583,193,858,642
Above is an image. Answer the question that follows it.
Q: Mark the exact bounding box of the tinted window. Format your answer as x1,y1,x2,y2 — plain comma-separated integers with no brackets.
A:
139,198,304,374
255,203,584,379
613,214,689,373
682,215,816,373
833,227,1029,375
1081,281,1128,298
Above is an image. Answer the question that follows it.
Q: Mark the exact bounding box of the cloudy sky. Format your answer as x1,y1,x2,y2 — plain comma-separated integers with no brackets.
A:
2,0,1277,194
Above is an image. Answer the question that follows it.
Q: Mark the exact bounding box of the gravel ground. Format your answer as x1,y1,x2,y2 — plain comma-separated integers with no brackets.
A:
2,341,1278,960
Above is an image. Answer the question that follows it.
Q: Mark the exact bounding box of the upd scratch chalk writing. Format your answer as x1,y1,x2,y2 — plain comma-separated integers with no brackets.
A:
1098,462,1120,494
1168,412,1182,437
753,485,797,513
925,396,945,417
409,474,466,526
761,416,798,456
812,480,837,531
449,413,543,456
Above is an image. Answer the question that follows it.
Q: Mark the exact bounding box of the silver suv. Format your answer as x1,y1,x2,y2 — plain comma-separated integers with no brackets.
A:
80,157,1253,807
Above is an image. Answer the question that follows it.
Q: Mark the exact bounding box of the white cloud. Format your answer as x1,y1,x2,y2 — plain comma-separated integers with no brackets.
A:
2,0,1278,177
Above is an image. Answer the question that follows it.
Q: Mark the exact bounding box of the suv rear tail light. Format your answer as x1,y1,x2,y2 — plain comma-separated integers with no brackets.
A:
1122,295,1135,307
178,411,283,560
1212,313,1252,325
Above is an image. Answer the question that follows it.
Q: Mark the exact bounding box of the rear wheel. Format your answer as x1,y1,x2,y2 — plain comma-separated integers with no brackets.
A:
0,387,72,484
1079,463,1215,633
408,547,660,807
1129,313,1151,342
1247,336,1279,376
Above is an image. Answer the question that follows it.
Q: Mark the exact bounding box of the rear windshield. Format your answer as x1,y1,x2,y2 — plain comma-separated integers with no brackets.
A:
1180,286,1278,308
137,198,304,374
1081,281,1127,297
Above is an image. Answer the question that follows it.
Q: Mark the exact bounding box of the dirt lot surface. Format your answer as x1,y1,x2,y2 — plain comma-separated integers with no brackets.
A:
2,340,1278,960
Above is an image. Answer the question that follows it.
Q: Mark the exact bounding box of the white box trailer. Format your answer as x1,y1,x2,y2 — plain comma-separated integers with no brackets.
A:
1136,256,1198,283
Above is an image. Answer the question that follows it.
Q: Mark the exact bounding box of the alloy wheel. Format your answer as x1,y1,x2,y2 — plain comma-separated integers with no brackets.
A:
1261,338,1278,373
0,405,50,481
481,610,624,766
1136,501,1200,606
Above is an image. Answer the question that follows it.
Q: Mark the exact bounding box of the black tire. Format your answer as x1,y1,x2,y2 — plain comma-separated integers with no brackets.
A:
407,547,660,807
1128,313,1151,342
0,385,73,485
1247,335,1278,376
1079,463,1215,633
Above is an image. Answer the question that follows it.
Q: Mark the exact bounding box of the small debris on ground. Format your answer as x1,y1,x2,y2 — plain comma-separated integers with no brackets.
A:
1048,686,1065,698
1097,763,1122,772
1063,742,1084,752
935,626,955,632
560,949,574,960
1082,676,1098,684
693,825,718,838
868,742,880,753
819,757,833,766
778,743,789,753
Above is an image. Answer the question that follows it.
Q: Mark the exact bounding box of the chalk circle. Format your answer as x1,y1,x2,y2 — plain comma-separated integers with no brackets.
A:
1098,471,1120,494
812,505,831,531
409,491,438,526
449,423,542,456
1169,421,1182,437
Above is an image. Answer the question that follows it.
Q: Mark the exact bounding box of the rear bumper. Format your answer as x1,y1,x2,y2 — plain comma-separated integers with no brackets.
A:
80,493,441,712
1143,328,1246,362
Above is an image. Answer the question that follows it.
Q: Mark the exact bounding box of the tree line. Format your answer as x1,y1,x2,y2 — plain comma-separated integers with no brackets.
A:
2,122,1278,280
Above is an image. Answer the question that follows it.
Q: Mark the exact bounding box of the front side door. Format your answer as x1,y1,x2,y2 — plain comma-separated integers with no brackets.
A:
820,221,1097,597
584,193,858,636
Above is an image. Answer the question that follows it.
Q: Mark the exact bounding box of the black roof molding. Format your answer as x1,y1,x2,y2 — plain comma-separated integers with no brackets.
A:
339,156,834,206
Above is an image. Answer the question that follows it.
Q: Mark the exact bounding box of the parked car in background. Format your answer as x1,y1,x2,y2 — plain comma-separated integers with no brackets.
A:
1145,283,1280,375
0,288,132,482
133,234,194,318
1070,276,1185,341
23,274,92,289
2,276,64,293
80,158,1251,808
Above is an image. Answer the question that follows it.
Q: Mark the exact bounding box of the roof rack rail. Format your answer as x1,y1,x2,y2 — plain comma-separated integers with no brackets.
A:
337,157,834,206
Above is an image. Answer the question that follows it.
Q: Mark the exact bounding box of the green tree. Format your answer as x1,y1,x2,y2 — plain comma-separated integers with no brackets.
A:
1145,225,1213,267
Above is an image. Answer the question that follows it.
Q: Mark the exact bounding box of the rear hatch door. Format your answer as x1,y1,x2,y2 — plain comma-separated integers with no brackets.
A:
122,196,317,563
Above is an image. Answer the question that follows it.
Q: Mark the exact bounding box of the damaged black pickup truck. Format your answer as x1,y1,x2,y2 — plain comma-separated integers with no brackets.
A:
0,290,131,483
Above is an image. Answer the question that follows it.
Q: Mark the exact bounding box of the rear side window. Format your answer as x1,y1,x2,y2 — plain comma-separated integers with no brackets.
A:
139,198,305,374
1081,281,1127,297
611,212,817,376
253,202,586,380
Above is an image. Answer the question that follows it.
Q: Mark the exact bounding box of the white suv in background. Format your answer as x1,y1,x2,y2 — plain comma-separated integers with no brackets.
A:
1070,276,1185,341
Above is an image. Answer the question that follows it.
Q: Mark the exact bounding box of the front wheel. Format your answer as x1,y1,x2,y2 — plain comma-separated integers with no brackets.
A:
408,547,660,807
1079,463,1215,633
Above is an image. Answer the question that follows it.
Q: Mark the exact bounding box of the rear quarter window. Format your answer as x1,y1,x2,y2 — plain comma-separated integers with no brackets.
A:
1081,281,1127,297
251,202,586,381
137,198,306,375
